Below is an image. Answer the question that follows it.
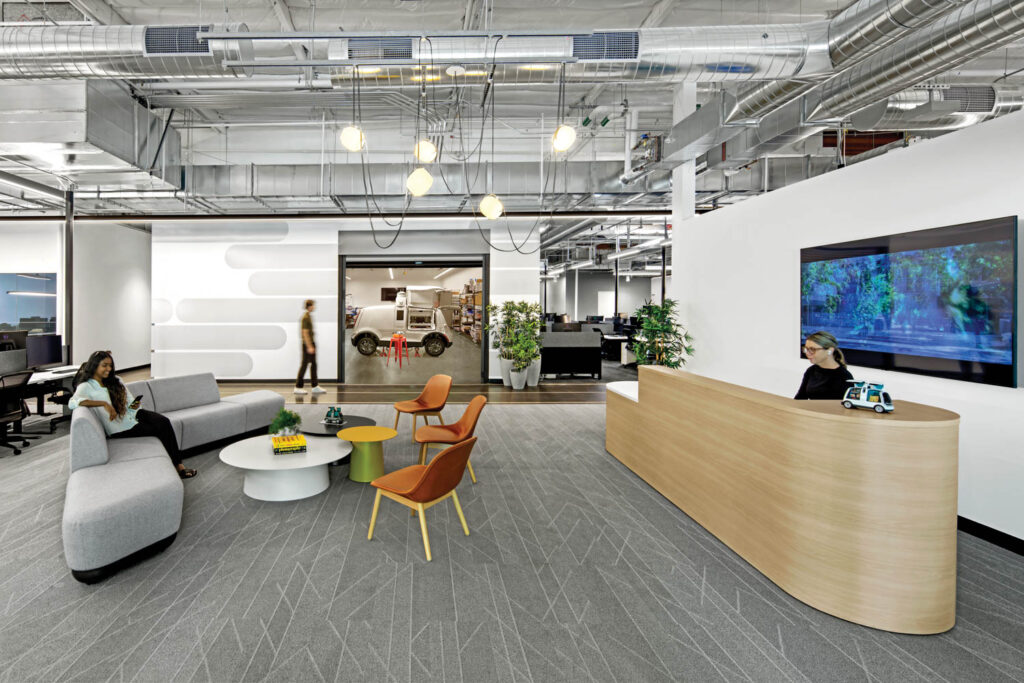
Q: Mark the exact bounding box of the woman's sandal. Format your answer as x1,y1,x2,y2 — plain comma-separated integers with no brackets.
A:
178,468,198,479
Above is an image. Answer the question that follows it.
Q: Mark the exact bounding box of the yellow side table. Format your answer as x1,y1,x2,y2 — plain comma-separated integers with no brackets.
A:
337,426,398,482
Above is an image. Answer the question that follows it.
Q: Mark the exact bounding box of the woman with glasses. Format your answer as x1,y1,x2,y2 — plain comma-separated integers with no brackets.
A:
794,331,853,400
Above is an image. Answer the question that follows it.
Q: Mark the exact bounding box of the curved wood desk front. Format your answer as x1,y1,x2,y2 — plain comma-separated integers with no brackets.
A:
606,366,959,634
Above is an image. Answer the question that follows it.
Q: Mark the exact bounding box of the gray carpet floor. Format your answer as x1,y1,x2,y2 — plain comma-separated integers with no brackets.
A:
2,404,1024,682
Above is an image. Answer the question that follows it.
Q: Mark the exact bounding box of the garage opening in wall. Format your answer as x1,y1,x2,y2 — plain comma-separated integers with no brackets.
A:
339,259,487,385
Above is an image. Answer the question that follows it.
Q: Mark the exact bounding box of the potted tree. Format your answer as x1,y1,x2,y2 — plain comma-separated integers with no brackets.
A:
509,327,537,390
522,301,544,386
631,298,694,368
485,301,521,386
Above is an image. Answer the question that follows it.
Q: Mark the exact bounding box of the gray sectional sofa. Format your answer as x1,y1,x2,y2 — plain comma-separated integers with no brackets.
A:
63,373,283,583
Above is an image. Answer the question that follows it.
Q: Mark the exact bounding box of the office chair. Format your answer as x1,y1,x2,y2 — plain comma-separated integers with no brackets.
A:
0,372,34,455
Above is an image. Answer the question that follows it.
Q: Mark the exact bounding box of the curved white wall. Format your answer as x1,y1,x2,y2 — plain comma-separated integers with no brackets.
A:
672,110,1024,541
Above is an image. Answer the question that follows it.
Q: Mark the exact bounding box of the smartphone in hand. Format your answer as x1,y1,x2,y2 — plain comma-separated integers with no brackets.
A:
129,396,143,410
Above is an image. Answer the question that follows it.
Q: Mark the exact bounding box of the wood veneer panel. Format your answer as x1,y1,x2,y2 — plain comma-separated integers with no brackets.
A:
606,366,959,634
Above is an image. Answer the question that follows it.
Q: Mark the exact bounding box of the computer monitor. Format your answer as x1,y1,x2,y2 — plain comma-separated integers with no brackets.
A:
27,334,63,368
0,330,27,352
552,322,582,332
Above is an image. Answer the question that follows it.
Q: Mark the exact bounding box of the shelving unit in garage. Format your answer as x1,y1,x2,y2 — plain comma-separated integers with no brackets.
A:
458,278,483,343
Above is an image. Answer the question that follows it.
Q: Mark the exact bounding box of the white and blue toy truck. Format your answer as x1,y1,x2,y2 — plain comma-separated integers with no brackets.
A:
841,381,894,413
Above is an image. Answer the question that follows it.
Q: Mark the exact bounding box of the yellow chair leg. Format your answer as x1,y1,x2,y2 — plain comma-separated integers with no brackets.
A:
466,458,477,484
411,414,417,443
451,490,470,536
367,489,382,540
437,413,445,425
417,504,432,561
393,411,400,430
419,443,428,466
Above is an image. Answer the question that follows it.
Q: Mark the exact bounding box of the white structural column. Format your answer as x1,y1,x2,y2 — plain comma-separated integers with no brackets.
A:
669,83,697,305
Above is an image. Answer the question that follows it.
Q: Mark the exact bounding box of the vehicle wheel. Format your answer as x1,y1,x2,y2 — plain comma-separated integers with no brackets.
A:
842,401,852,409
424,337,445,357
356,336,378,356
874,405,885,413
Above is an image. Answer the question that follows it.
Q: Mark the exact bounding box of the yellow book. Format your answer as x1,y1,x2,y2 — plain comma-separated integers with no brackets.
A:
271,434,307,454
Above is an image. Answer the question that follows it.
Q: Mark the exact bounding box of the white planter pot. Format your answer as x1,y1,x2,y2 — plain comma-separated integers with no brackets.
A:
500,357,513,386
276,426,299,436
527,358,541,386
510,369,528,390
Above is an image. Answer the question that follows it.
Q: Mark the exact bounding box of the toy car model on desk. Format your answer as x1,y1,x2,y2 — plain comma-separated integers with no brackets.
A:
841,381,894,413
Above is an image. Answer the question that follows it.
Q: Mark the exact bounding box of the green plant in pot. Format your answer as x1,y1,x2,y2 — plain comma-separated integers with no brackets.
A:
520,301,543,386
269,408,302,435
508,330,538,390
631,298,694,369
485,301,522,387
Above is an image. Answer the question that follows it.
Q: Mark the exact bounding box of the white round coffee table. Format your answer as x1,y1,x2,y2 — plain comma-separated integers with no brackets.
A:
219,434,353,502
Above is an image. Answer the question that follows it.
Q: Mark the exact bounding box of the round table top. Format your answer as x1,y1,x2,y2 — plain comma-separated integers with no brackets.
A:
301,414,376,436
337,426,398,443
219,434,352,471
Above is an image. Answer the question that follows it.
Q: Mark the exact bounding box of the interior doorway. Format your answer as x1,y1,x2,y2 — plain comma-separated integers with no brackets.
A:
339,260,487,385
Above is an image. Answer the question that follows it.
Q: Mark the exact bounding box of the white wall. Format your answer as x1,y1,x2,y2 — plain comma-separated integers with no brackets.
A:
73,223,151,368
0,222,63,338
672,110,1024,540
488,228,540,379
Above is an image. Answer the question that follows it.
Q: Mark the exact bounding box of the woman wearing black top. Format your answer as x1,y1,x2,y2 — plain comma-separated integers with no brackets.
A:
795,331,854,400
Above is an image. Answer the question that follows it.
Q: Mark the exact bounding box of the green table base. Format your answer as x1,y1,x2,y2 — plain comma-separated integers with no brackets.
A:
349,441,385,482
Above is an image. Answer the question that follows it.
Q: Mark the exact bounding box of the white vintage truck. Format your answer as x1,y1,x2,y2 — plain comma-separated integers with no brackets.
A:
350,286,455,357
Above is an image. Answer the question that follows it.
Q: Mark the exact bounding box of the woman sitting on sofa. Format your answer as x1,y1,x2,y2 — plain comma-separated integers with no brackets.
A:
69,350,197,479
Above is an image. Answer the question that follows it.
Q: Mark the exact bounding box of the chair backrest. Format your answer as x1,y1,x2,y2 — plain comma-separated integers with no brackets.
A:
0,371,32,420
407,437,477,502
416,374,453,410
454,396,487,439
69,407,110,471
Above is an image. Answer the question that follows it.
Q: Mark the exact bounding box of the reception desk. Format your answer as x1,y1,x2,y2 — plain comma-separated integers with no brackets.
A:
606,366,960,634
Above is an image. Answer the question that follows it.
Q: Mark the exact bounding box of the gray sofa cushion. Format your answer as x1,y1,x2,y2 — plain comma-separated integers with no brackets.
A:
69,408,109,472
124,380,155,411
166,401,247,450
107,436,168,465
222,390,284,432
62,457,183,571
148,373,220,413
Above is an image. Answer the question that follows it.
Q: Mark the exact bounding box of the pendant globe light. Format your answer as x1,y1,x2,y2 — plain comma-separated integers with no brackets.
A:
340,125,364,152
414,139,437,163
479,193,504,220
552,124,576,152
406,167,434,196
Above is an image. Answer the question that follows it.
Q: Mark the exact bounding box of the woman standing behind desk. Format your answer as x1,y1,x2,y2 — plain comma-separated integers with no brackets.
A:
795,330,853,400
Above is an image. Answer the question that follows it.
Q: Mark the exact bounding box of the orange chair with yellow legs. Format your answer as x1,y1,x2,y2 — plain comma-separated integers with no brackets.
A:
415,395,486,484
393,374,452,443
367,437,477,561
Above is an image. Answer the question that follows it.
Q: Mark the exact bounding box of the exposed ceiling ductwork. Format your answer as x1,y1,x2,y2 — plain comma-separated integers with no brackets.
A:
0,24,253,79
808,0,1024,120
851,84,1024,130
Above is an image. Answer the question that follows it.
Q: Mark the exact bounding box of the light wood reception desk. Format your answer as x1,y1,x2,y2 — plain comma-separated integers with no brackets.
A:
606,366,960,634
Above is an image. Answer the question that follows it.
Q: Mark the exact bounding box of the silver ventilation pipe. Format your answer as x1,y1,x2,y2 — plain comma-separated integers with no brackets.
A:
809,0,1024,120
0,24,253,79
727,0,971,123
850,84,1024,130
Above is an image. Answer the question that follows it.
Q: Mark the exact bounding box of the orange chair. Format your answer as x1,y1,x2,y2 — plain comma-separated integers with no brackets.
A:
367,437,477,561
393,374,452,443
415,395,486,483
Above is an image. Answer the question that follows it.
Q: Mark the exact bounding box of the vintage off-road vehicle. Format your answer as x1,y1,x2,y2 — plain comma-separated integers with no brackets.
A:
351,286,454,357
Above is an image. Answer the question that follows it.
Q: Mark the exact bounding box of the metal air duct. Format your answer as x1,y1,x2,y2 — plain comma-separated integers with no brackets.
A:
809,0,1024,120
850,84,1024,130
727,0,971,123
0,24,253,79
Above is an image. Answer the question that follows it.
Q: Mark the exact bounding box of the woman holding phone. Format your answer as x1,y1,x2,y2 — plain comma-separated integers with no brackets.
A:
69,350,196,479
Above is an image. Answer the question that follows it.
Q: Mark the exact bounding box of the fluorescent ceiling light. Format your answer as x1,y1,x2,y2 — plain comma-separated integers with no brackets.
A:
644,265,672,271
16,273,52,280
412,74,441,82
568,260,592,270
345,275,352,280
462,70,488,76
6,290,56,297
434,267,454,279
389,267,394,280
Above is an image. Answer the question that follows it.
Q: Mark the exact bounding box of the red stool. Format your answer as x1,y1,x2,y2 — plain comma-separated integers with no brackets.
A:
387,334,409,368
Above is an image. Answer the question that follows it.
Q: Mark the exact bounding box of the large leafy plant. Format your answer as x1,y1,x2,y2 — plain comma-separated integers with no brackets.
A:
269,408,302,434
486,301,542,363
632,298,694,369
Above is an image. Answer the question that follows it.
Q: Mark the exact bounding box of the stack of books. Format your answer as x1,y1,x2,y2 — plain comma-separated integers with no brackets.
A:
271,435,307,454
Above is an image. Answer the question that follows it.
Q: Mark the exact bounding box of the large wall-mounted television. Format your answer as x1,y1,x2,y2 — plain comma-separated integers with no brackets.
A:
801,217,1017,387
